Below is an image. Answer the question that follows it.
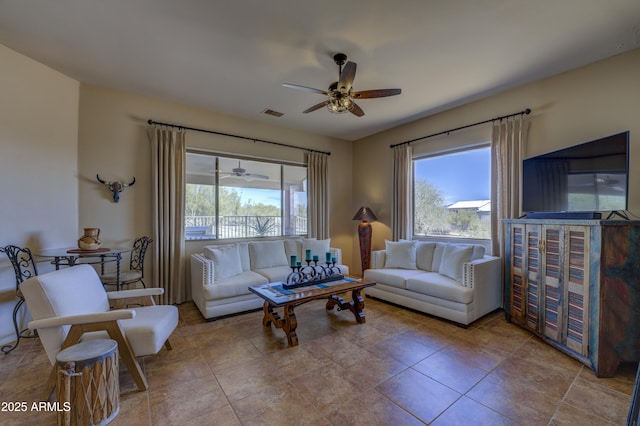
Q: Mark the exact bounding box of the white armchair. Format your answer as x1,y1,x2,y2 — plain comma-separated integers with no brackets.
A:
20,264,179,397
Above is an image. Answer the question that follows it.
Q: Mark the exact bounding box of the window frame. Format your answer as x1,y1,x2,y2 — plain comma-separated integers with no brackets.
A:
412,142,491,242
185,149,308,241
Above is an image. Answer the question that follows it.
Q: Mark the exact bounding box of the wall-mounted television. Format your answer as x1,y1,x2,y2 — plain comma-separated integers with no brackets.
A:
522,131,629,215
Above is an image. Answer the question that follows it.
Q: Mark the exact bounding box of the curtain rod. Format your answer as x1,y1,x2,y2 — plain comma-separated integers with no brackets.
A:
147,119,331,156
389,108,531,149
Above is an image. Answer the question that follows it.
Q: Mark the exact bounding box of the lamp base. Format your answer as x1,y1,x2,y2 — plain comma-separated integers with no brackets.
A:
357,222,372,272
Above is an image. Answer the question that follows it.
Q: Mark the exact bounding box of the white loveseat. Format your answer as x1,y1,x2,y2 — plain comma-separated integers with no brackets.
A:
191,238,349,320
363,240,502,326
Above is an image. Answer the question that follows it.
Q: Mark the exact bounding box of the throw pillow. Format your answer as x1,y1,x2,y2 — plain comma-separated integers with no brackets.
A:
236,242,251,271
384,240,417,269
416,241,436,271
284,238,303,260
431,242,447,271
207,245,243,281
439,244,473,283
302,238,331,260
471,245,485,260
249,240,288,270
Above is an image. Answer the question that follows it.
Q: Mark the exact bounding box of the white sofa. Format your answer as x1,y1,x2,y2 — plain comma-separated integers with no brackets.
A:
191,238,349,320
363,240,502,326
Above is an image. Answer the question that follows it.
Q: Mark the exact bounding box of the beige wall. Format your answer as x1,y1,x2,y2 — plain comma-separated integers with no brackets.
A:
352,48,640,271
77,85,354,287
0,45,79,344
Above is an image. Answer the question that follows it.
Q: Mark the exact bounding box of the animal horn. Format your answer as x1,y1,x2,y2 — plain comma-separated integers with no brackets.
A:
124,177,136,187
96,174,109,185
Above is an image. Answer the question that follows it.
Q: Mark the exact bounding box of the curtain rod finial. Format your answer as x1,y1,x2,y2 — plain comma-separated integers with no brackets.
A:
147,119,153,125
524,108,531,115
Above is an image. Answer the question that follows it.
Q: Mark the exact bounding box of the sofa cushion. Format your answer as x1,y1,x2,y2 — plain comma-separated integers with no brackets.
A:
302,238,331,260
253,266,293,283
439,244,473,282
384,240,417,269
205,244,243,280
416,242,436,271
249,240,288,269
203,271,268,299
363,268,423,289
406,273,474,304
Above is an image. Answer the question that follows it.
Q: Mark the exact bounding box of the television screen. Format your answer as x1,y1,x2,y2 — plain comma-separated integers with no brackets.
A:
522,131,629,213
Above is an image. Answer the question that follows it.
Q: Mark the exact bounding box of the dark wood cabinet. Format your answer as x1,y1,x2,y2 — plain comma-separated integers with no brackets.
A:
504,219,640,377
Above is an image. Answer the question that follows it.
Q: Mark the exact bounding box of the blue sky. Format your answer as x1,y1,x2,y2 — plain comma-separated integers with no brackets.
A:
414,147,491,205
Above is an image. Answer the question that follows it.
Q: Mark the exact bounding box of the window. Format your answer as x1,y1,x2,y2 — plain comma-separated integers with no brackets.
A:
413,145,491,239
185,152,307,240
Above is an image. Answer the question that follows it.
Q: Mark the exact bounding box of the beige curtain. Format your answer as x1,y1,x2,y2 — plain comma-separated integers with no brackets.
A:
392,144,413,241
307,151,329,239
150,127,186,305
490,115,530,257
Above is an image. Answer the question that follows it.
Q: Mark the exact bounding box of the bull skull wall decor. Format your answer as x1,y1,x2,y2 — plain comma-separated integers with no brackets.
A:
96,174,135,203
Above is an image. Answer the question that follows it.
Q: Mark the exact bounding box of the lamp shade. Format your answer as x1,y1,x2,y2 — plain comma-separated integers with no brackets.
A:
352,206,377,222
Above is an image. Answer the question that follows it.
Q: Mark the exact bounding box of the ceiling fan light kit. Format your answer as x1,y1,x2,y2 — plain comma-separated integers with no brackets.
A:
283,53,401,117
327,92,354,114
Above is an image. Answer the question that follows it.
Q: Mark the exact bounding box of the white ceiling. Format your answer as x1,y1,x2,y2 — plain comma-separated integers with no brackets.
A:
1,0,639,141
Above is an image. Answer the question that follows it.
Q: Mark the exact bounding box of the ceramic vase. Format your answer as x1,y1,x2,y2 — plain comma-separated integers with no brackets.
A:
78,227,102,250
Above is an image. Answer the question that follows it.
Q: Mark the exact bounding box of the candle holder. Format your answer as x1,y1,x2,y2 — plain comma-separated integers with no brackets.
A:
283,260,344,290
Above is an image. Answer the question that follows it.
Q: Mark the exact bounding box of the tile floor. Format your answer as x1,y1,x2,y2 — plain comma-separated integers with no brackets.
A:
0,297,636,425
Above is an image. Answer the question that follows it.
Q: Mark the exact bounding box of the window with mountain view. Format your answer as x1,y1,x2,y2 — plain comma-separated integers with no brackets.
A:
185,152,307,240
413,145,491,240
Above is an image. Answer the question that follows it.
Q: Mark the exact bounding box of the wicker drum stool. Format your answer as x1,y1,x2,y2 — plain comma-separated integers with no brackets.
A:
56,339,119,426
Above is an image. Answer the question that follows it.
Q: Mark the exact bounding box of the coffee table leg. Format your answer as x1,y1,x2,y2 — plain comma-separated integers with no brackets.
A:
351,288,367,323
263,302,298,346
325,289,367,324
282,305,299,346
262,301,273,327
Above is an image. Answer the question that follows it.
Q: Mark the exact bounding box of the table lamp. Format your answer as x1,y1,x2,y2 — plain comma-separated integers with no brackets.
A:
353,206,377,273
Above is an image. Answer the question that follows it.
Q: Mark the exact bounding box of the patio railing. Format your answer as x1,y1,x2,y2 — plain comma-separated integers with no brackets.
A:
185,215,307,239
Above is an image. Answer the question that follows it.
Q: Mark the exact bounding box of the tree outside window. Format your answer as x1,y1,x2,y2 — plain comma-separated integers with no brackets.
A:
413,146,491,240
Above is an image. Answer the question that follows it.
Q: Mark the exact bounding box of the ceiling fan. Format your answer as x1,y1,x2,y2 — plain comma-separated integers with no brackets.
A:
220,161,269,180
283,53,401,117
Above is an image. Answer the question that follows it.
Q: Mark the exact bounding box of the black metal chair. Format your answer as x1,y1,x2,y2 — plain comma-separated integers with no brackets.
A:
1,245,39,354
101,236,152,290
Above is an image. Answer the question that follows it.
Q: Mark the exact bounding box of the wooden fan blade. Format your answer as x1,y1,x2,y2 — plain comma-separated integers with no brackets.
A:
338,61,357,92
282,83,328,96
349,102,365,117
351,88,402,99
303,100,329,113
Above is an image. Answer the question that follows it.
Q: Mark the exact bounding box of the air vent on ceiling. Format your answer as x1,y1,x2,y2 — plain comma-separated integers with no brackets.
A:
262,109,284,117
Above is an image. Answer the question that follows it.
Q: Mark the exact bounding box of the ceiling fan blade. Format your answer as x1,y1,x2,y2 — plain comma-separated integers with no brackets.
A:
245,173,269,180
349,102,365,117
303,100,329,113
351,88,402,99
338,61,357,92
282,83,328,96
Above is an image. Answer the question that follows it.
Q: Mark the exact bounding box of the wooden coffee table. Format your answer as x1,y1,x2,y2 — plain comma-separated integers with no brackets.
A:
248,278,376,346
